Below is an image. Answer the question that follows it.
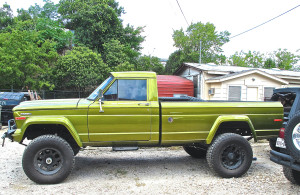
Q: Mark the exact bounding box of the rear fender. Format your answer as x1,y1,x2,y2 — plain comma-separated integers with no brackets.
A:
206,115,257,144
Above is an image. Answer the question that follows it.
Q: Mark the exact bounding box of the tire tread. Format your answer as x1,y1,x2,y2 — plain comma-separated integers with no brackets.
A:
22,135,75,184
206,133,253,178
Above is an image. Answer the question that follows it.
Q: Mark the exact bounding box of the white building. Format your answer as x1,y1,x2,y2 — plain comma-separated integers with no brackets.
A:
174,63,300,101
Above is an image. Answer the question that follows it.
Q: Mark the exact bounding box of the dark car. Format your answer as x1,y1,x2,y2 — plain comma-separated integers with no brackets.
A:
0,92,31,125
270,88,300,185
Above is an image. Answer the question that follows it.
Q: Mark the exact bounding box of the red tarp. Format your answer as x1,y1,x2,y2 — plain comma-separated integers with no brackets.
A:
157,75,194,97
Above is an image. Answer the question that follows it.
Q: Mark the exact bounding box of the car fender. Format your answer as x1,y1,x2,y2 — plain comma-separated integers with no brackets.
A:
13,116,82,147
206,115,257,144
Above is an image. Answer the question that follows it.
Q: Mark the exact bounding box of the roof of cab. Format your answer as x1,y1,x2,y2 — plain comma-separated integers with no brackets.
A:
111,71,157,78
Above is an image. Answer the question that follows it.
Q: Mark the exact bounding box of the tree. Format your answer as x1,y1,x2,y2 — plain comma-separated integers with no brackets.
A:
229,51,263,68
0,3,14,32
54,47,110,91
136,55,164,75
58,0,123,53
0,29,58,89
228,51,248,67
172,22,230,64
103,39,135,71
275,49,299,70
26,0,59,20
165,50,185,74
35,18,73,52
228,49,299,70
58,0,144,65
263,57,276,69
102,39,130,70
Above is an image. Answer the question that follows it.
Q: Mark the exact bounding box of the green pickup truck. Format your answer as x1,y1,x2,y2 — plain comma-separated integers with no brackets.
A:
2,71,283,184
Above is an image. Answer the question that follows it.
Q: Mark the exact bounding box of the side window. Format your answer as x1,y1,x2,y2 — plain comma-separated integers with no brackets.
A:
103,81,117,100
103,79,147,101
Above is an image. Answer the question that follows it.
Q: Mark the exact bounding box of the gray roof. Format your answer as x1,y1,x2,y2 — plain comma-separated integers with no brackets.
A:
181,63,300,78
206,69,254,80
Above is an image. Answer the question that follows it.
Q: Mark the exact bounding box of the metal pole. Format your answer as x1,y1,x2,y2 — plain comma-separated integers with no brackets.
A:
199,40,202,64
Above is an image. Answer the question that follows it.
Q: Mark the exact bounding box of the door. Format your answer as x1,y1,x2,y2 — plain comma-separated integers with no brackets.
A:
88,79,151,142
247,87,258,101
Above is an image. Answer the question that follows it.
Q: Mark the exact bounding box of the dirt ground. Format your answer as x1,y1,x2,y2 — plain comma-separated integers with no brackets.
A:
0,127,300,195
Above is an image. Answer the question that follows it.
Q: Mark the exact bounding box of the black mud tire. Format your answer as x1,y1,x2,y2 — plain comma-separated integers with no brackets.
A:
183,144,207,158
283,166,300,185
284,112,300,161
22,135,75,184
206,133,253,178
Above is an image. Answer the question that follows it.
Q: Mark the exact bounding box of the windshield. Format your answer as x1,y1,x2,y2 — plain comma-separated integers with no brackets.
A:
87,76,114,101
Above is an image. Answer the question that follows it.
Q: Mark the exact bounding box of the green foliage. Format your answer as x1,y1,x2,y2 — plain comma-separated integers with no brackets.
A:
0,3,14,32
136,55,164,75
102,39,129,69
102,39,136,71
27,0,59,20
0,0,147,91
58,0,144,66
16,9,32,22
263,57,276,69
54,47,110,91
35,18,73,52
228,49,299,70
275,49,299,70
229,51,263,68
165,50,185,74
58,0,124,53
0,29,58,89
172,22,230,64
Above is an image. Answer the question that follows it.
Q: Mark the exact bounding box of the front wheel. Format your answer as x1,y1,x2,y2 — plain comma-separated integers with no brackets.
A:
22,135,75,184
206,133,253,178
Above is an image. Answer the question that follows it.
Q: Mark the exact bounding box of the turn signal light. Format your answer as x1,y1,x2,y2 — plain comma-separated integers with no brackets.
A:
15,117,26,120
279,128,285,138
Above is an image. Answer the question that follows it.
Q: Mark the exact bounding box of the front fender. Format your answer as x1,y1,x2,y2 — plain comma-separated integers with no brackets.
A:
206,115,257,144
12,116,82,147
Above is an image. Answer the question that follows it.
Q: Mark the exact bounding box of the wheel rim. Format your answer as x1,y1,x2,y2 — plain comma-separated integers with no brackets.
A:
34,148,63,175
221,144,244,170
292,123,300,151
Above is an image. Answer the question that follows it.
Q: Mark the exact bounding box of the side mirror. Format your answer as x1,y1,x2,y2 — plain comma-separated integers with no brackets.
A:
98,89,103,99
98,89,104,113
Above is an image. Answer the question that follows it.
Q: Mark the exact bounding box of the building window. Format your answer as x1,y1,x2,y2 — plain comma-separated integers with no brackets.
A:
228,86,241,101
264,87,275,101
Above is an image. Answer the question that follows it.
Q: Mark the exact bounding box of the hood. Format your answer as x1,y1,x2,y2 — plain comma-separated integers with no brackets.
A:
13,98,82,111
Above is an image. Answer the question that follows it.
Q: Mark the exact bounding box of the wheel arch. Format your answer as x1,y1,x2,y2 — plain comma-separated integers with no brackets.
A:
206,115,257,144
18,116,82,148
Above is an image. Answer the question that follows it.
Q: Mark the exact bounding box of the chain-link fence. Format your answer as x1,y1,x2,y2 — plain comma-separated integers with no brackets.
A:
0,89,92,99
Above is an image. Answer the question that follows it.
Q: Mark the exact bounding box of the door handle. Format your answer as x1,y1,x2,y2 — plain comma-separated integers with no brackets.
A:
138,103,150,106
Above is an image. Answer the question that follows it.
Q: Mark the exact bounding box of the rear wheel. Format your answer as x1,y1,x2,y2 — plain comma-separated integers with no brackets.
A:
284,112,300,160
22,135,75,184
283,166,300,185
183,144,207,158
207,133,253,178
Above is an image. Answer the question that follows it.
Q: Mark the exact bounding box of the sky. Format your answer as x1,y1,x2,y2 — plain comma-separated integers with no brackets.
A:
3,0,300,60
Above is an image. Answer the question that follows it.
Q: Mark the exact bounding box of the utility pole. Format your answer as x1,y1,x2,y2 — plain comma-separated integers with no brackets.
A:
199,40,202,64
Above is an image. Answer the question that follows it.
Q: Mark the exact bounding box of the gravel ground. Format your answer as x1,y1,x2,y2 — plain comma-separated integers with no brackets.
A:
1,127,300,195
